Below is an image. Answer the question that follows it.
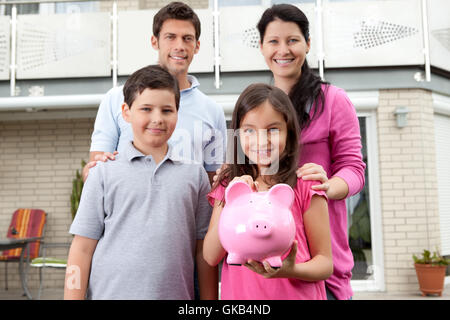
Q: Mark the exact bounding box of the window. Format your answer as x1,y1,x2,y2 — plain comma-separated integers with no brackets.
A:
347,117,372,280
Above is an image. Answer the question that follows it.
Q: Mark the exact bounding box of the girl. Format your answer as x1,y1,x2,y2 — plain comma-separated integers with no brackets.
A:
257,4,366,300
203,83,333,300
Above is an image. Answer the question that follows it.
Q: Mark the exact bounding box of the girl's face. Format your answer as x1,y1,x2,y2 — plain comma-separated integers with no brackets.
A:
260,19,310,82
239,100,288,169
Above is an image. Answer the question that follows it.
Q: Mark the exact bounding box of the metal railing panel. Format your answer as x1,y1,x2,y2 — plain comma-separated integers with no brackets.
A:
323,0,424,68
16,11,111,79
0,15,10,81
428,0,450,73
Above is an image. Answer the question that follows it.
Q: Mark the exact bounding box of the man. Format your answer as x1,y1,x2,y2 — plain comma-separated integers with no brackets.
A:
83,2,226,185
82,2,224,300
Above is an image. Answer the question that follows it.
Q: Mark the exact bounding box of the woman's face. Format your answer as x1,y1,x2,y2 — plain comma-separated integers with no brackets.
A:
260,19,310,82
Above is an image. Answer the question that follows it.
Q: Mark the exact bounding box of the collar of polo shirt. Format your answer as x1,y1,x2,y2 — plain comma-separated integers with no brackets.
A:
124,140,182,164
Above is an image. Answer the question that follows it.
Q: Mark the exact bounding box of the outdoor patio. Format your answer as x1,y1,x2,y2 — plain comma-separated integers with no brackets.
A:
1,284,449,300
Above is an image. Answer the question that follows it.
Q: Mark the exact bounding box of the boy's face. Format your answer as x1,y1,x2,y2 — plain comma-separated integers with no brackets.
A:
151,19,200,77
122,88,178,153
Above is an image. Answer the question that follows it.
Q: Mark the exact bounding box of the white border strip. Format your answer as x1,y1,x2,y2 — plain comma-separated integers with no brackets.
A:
211,90,380,120
0,94,103,111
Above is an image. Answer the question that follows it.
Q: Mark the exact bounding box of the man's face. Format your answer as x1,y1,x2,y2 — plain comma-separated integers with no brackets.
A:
151,19,200,77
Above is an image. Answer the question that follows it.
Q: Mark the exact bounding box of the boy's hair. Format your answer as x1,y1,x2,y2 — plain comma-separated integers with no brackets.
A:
123,64,180,109
153,2,201,40
216,83,300,191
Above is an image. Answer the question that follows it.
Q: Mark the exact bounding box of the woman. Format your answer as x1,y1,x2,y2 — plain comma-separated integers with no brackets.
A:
257,4,366,300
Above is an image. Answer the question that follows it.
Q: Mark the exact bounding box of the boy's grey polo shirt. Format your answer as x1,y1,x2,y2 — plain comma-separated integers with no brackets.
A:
69,141,212,300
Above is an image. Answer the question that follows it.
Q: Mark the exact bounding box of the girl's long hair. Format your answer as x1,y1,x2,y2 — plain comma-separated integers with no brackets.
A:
214,83,300,192
257,4,327,130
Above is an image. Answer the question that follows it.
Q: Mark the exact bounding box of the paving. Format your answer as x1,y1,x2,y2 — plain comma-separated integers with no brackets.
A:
0,284,449,300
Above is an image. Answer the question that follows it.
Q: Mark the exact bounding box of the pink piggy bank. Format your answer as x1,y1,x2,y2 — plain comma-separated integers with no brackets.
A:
219,181,296,268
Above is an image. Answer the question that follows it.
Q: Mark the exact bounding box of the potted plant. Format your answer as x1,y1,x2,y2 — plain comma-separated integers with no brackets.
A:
413,249,449,296
70,160,86,220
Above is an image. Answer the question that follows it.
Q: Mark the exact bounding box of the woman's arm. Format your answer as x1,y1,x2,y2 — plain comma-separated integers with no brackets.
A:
246,195,333,281
203,200,227,267
64,235,98,300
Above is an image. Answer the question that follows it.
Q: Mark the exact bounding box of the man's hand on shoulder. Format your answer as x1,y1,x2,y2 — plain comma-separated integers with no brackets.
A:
82,151,118,182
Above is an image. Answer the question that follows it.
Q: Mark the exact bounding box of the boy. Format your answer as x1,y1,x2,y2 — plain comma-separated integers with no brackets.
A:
83,2,226,184
64,65,215,300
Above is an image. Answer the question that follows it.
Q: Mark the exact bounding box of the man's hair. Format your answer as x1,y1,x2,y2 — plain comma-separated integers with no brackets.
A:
153,2,201,40
123,64,180,109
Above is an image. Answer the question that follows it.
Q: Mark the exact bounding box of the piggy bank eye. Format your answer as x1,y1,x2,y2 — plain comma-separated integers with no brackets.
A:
249,200,253,203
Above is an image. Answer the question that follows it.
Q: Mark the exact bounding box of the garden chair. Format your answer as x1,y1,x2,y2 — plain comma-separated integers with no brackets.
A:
0,209,47,291
30,242,70,299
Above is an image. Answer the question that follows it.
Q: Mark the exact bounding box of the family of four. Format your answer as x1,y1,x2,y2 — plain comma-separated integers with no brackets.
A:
64,2,366,300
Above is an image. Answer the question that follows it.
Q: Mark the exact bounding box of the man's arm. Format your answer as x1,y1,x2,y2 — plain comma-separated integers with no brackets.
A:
195,239,218,300
207,171,216,186
83,87,123,181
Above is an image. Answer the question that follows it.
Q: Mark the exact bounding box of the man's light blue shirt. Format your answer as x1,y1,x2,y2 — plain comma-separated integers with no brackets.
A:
90,75,227,172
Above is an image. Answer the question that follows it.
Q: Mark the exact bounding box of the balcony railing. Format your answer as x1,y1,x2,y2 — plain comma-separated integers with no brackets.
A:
0,0,449,95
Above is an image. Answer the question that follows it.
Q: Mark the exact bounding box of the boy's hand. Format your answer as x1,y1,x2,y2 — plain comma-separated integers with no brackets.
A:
82,151,118,182
244,241,298,279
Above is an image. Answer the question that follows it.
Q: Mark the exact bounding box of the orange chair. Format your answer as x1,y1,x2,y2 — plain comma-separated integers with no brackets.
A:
0,209,47,290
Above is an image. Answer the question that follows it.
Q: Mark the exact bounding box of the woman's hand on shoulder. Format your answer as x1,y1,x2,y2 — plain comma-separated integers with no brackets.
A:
296,163,329,193
297,162,349,200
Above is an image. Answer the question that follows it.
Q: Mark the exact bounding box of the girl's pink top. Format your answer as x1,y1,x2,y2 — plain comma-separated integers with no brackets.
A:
209,178,328,300
300,84,366,300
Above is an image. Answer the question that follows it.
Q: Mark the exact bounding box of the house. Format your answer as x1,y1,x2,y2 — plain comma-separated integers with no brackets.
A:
0,0,449,296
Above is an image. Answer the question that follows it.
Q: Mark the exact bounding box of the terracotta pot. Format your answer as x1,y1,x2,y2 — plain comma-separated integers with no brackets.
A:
414,263,446,296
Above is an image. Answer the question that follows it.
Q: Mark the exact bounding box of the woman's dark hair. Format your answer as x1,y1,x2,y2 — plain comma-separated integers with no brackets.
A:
123,64,180,109
257,4,327,130
215,83,300,193
153,1,201,40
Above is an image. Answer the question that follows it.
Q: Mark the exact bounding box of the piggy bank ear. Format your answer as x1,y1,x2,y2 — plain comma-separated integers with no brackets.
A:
267,183,294,209
225,181,253,204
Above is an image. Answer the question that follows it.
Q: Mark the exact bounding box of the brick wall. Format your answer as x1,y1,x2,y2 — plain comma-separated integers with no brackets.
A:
377,88,441,292
0,118,94,290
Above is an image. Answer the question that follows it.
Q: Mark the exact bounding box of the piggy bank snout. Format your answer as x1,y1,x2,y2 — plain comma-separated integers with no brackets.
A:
249,219,272,238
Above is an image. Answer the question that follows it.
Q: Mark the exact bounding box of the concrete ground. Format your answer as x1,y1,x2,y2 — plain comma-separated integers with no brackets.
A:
0,283,449,300
353,283,450,300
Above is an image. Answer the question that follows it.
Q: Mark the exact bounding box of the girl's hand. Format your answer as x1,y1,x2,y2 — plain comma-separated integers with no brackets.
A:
230,175,258,192
244,241,298,279
296,163,329,194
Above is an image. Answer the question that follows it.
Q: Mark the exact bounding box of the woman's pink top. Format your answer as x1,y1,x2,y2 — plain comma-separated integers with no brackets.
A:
208,178,327,300
300,84,366,299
